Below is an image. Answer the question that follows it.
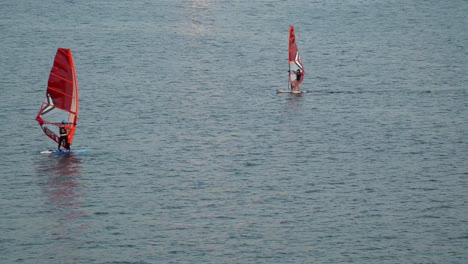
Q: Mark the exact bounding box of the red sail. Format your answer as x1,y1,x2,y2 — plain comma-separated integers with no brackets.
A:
288,25,304,89
36,48,78,147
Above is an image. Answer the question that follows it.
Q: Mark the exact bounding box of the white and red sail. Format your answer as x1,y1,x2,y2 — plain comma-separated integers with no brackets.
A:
36,48,78,148
288,25,304,89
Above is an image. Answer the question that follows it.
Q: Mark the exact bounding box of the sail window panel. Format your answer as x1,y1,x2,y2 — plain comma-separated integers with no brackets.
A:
46,89,73,111
39,105,69,119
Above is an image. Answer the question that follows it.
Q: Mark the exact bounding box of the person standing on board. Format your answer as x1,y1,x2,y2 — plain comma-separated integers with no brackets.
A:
293,69,303,91
58,120,70,151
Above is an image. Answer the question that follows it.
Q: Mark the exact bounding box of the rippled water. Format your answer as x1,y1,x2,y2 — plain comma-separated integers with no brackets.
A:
1,0,467,263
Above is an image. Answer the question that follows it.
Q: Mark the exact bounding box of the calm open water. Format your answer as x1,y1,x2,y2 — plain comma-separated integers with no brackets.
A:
1,0,467,263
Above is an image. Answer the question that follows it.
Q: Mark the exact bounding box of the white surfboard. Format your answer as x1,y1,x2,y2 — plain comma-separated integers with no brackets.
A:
41,149,91,155
276,89,303,94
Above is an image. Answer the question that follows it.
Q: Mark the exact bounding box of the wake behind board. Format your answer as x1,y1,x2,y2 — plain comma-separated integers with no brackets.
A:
276,89,304,94
41,149,91,155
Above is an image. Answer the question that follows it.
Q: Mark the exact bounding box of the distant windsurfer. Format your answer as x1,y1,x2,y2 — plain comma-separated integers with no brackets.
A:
58,120,70,151
293,69,302,91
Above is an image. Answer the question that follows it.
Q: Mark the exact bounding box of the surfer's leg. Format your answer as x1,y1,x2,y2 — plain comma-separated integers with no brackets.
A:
58,138,62,150
293,81,299,91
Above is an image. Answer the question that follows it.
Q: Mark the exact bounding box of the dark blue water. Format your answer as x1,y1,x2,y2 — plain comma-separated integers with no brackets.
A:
1,0,467,263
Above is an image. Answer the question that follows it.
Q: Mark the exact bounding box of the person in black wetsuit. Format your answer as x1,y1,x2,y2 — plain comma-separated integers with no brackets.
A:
293,69,302,91
58,120,69,151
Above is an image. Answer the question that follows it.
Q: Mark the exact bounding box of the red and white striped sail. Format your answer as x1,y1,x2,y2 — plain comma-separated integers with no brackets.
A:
36,48,78,147
288,25,304,89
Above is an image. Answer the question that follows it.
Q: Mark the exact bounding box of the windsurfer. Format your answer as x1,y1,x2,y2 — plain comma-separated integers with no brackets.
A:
58,120,70,151
293,69,302,91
